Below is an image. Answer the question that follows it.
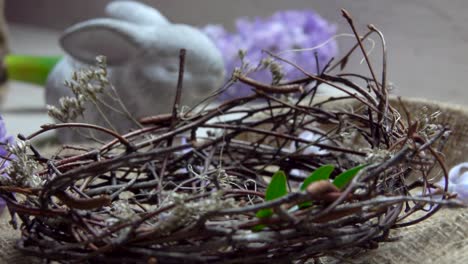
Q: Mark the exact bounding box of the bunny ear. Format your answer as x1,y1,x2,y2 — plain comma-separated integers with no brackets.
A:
60,18,145,65
105,1,170,25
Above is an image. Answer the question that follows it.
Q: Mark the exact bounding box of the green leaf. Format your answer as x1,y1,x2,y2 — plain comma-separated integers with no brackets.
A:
252,224,267,232
265,170,288,201
298,201,313,209
300,165,335,191
255,170,288,219
332,164,367,189
256,208,273,218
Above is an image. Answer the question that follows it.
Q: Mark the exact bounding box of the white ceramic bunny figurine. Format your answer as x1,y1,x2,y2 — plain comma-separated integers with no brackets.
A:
46,1,225,142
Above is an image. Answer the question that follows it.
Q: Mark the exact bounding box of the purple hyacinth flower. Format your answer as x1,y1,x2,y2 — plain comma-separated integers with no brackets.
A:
0,116,13,167
202,10,338,101
0,116,14,213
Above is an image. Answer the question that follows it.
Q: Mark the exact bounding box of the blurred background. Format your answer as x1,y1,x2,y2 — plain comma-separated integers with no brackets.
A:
2,0,468,137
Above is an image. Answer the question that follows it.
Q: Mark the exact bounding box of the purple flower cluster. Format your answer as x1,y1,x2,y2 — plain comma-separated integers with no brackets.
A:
0,116,13,168
202,10,338,101
0,116,13,213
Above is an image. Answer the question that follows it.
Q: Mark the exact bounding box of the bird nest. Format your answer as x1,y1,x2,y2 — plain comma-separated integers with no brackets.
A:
0,10,463,263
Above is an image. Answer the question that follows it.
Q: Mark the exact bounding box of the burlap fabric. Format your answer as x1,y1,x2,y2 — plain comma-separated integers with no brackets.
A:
0,97,466,263
0,215,40,264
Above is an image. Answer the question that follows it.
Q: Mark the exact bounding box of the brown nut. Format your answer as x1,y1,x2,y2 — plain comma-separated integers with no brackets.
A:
306,180,340,200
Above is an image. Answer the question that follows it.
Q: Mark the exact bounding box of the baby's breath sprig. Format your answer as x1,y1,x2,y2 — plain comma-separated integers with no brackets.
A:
47,56,109,124
152,191,235,235
47,56,143,133
1,139,43,188
46,96,85,122
269,60,284,85
68,55,109,101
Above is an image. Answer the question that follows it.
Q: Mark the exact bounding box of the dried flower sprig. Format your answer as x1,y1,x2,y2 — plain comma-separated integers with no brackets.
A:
46,96,85,122
47,56,109,123
46,56,142,138
2,139,42,188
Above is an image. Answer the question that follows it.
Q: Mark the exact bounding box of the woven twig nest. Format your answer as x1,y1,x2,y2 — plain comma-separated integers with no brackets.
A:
0,10,464,264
